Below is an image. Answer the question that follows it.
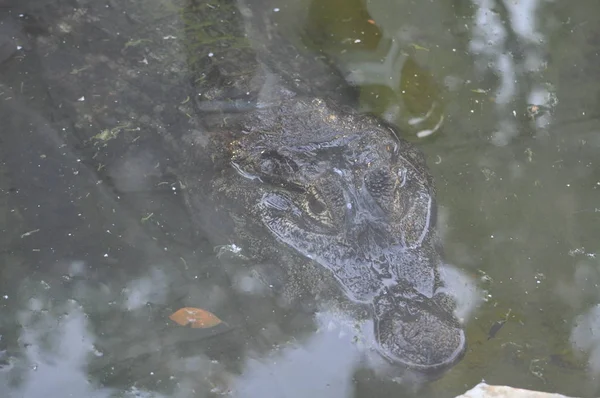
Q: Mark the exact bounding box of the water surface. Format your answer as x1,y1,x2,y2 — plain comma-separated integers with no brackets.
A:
1,0,600,397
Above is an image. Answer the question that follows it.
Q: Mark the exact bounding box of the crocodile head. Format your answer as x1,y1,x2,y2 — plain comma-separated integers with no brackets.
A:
227,95,466,372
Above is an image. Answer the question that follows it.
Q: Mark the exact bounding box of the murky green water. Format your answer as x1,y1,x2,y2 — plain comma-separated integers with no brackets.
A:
1,0,600,397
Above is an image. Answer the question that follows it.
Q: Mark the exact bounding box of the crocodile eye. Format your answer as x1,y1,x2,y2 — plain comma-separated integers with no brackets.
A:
308,194,327,215
304,187,333,226
259,150,298,176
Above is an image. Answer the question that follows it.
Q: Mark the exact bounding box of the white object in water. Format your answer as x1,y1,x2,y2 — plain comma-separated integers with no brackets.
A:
455,383,576,398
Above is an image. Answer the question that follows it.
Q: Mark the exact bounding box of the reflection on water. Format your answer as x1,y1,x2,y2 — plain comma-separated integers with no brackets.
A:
12,297,117,398
1,0,600,397
234,311,363,398
572,304,600,377
468,0,557,145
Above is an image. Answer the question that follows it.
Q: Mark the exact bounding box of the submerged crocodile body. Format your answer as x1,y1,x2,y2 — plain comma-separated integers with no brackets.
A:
178,0,466,373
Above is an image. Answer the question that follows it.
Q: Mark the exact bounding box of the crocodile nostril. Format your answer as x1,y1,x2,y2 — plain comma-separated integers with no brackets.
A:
365,167,394,194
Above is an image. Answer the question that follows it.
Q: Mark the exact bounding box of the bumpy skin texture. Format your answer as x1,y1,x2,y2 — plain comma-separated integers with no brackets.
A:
181,0,465,372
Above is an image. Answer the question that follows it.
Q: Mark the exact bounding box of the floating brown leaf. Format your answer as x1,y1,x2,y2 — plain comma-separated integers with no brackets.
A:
169,307,223,328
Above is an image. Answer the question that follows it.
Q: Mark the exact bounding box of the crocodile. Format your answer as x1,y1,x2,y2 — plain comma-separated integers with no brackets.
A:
176,0,467,374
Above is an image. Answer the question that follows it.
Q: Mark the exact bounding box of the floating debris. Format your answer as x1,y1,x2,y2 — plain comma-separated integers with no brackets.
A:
409,43,430,52
20,229,40,238
487,308,511,340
